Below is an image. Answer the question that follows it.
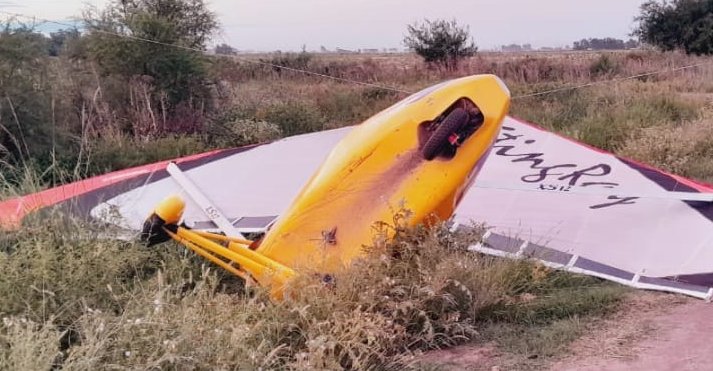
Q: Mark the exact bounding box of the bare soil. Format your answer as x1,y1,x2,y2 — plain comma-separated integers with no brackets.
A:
552,293,713,371
420,292,713,370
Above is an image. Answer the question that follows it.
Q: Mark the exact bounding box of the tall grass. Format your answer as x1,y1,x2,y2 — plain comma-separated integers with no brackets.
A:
4,50,712,188
3,50,712,369
0,215,626,370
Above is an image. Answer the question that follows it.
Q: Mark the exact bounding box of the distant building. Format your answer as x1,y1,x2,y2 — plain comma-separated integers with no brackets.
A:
336,48,358,54
500,43,533,52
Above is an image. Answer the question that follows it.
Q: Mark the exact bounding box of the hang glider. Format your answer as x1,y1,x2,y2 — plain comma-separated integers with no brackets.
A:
2,76,713,299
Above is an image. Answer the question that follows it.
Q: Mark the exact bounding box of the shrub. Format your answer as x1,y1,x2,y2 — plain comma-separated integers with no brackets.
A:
0,26,54,167
512,85,701,151
404,19,477,70
263,49,313,73
207,117,283,146
262,101,326,136
589,54,620,77
84,0,218,107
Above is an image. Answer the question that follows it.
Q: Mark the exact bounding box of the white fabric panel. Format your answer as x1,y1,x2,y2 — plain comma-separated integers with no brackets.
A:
91,117,713,281
91,127,352,230
455,118,713,277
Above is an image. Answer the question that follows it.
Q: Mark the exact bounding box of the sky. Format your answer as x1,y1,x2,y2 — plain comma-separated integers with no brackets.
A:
1,0,648,51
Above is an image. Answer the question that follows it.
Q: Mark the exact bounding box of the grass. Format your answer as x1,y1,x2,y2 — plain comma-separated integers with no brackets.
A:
2,50,713,369
0,215,628,370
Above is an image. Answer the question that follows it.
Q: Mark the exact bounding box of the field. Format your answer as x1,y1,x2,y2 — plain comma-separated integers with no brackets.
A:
2,50,713,370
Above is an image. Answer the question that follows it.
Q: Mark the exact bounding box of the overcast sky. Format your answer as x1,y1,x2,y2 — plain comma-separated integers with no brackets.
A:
1,0,648,51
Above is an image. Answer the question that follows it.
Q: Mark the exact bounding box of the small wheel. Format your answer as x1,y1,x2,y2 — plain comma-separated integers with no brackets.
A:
422,108,469,160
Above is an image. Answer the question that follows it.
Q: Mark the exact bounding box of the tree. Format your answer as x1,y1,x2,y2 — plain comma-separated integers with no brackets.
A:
404,19,477,70
0,24,55,168
48,29,81,56
635,0,713,55
84,0,219,105
573,38,629,51
214,43,236,55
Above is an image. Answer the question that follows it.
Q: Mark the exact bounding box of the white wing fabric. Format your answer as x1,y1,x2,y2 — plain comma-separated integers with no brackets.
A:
3,117,712,298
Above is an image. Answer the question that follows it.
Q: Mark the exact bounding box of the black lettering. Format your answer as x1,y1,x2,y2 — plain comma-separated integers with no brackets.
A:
589,196,639,209
522,164,579,183
559,164,612,186
496,131,524,143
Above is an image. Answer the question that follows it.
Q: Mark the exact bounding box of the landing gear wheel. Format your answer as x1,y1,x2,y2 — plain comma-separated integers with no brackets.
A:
422,108,469,161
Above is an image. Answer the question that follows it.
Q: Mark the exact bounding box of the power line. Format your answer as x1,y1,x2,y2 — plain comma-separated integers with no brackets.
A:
2,10,712,100
0,10,413,95
511,61,713,99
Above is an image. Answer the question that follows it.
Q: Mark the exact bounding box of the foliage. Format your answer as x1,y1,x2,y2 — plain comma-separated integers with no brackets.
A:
620,113,713,183
0,25,56,168
83,134,213,175
214,42,236,55
48,29,81,57
635,0,713,55
404,19,477,70
206,112,283,147
589,54,620,76
573,37,639,50
511,83,701,152
262,101,325,136
83,0,218,105
262,48,314,73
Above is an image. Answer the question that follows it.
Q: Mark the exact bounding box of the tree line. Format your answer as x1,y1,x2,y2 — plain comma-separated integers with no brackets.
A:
572,38,640,51
404,0,712,68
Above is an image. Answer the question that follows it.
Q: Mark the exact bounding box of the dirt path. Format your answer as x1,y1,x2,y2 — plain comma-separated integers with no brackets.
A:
552,294,713,371
420,292,713,370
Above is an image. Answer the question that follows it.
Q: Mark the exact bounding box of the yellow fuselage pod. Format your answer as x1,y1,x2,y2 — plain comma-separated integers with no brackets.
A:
255,75,510,284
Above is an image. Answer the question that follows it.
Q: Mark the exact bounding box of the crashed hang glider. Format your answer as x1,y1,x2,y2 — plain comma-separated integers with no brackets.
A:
138,75,510,297
2,76,713,300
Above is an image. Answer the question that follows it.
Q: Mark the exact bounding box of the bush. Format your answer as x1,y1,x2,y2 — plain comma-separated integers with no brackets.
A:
589,54,620,77
0,26,55,166
262,102,326,136
0,318,62,370
84,0,218,107
404,19,477,70
207,116,283,146
262,49,313,73
635,0,713,55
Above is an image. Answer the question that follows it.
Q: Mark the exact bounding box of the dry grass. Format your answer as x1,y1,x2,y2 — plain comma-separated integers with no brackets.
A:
219,51,713,177
3,50,713,370
619,110,713,182
0,216,626,370
555,292,689,364
6,50,712,184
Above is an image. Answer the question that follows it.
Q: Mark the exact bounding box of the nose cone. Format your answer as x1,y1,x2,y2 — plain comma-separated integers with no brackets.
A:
155,195,185,225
